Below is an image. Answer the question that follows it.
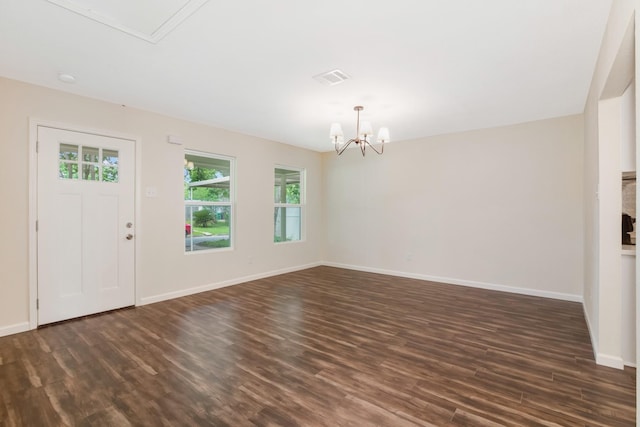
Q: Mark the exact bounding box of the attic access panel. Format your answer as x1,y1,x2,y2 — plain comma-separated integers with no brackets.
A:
47,0,209,43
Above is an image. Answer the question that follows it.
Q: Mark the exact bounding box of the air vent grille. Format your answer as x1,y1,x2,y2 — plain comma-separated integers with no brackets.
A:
313,69,351,86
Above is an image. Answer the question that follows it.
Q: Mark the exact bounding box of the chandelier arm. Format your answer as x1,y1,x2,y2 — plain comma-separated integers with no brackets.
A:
363,139,384,155
331,106,386,157
336,138,358,156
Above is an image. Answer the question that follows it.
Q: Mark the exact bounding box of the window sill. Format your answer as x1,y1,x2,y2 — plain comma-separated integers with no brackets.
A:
622,245,636,256
185,246,234,255
274,239,305,245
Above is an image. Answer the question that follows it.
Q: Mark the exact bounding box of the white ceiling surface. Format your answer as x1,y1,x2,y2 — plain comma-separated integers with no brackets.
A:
0,0,612,152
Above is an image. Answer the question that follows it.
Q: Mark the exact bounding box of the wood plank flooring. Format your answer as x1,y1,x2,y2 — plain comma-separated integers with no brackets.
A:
0,266,635,426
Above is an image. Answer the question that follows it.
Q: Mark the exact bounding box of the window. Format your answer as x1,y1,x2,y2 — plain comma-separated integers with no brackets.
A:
184,151,234,252
59,144,119,182
274,166,304,243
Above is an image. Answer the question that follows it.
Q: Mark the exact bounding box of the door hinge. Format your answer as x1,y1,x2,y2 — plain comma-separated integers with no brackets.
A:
36,140,39,153
36,299,39,309
36,220,38,232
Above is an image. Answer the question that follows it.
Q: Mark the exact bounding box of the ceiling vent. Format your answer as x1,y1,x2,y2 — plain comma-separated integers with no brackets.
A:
47,0,209,44
313,69,351,86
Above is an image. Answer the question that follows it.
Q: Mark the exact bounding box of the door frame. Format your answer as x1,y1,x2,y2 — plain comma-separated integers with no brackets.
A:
28,119,142,329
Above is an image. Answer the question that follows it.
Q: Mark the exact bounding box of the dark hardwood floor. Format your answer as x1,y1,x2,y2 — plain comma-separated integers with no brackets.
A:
0,266,635,426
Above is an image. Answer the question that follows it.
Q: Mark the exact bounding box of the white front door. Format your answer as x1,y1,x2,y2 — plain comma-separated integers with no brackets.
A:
37,126,135,325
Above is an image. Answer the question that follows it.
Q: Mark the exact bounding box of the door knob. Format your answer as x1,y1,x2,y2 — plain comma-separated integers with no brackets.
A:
126,234,134,240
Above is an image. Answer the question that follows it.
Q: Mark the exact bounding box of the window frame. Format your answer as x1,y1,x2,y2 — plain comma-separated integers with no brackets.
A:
274,165,306,244
184,149,235,253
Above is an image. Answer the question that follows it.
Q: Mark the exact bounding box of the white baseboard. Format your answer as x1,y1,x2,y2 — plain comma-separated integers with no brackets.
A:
0,322,30,338
139,262,322,306
583,303,598,362
582,298,630,370
596,353,625,369
322,262,584,303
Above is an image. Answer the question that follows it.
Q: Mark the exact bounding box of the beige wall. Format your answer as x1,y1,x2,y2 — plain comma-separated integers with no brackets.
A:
323,115,584,299
0,77,323,332
2,74,586,335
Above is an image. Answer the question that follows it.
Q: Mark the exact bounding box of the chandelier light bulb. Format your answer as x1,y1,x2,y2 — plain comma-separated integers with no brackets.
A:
359,121,373,139
377,127,390,143
330,123,344,139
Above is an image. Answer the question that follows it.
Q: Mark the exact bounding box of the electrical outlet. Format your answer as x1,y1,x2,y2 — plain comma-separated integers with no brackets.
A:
145,187,158,197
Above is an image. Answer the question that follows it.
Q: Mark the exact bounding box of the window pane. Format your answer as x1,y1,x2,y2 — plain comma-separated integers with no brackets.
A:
82,164,99,181
103,166,118,183
184,154,231,202
59,162,78,179
185,205,231,252
102,149,119,182
83,146,99,163
103,149,118,166
274,168,301,204
59,144,78,160
274,207,301,242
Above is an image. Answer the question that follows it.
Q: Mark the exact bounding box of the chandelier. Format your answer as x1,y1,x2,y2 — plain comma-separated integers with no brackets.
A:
330,106,390,156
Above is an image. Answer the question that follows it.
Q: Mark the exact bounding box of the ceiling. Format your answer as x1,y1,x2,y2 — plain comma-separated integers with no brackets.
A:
0,0,612,152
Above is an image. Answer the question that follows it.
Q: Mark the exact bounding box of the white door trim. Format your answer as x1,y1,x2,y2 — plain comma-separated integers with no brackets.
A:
28,118,142,329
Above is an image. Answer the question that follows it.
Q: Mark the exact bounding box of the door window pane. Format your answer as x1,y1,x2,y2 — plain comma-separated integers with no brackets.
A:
59,163,78,179
59,144,79,180
103,149,119,166
102,166,118,183
83,146,99,163
82,164,100,181
103,149,119,183
59,144,78,160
